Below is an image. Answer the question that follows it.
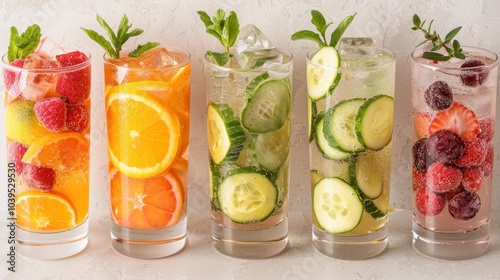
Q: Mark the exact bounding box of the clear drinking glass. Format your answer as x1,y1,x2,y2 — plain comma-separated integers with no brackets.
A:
308,38,396,260
103,46,191,258
2,48,91,260
411,46,498,259
204,48,293,259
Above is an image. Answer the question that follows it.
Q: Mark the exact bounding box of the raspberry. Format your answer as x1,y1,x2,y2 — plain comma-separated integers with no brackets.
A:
461,167,484,193
455,137,487,167
21,164,56,192
427,129,465,164
477,117,494,143
424,81,453,111
3,59,24,96
34,97,67,132
448,191,481,220
412,167,426,191
66,105,90,132
426,162,463,193
55,51,90,104
415,187,445,216
481,143,494,177
8,142,28,174
412,138,434,172
460,59,488,87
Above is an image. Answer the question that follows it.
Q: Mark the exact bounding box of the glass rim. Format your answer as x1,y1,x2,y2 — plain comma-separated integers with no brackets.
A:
306,46,396,70
410,46,498,71
1,50,91,73
103,45,191,70
203,48,293,72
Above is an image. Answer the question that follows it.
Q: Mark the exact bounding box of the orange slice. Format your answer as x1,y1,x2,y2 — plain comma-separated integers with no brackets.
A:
110,168,184,229
106,86,181,178
16,190,76,231
22,132,90,171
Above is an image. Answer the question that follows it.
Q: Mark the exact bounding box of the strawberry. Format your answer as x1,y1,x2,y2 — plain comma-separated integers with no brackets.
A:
428,102,478,142
455,137,487,167
477,117,494,143
413,111,432,139
66,105,90,132
426,162,463,193
55,51,91,104
415,187,445,216
8,141,28,174
3,59,25,96
412,167,426,191
461,167,484,193
21,164,56,192
34,97,67,132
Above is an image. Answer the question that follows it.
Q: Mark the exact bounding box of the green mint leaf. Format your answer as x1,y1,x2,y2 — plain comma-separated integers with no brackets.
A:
7,24,41,63
330,13,356,47
81,27,118,58
454,52,466,59
197,11,214,27
311,10,327,35
422,52,450,61
452,39,461,51
96,14,118,50
117,14,131,44
291,30,325,48
430,44,442,51
198,9,240,55
207,51,231,66
427,20,434,33
225,11,239,51
444,26,461,44
128,42,160,57
413,14,421,27
415,39,428,48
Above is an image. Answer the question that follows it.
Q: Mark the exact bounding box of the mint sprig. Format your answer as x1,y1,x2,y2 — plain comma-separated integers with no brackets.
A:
412,14,465,61
197,9,239,66
7,24,42,63
81,14,159,59
291,10,356,48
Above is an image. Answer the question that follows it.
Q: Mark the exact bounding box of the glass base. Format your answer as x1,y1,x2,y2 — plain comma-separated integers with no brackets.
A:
110,217,186,259
312,224,388,260
211,217,288,259
17,219,89,260
412,221,489,260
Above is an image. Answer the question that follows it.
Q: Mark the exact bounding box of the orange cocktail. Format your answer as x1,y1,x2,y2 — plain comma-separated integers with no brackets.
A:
103,46,190,258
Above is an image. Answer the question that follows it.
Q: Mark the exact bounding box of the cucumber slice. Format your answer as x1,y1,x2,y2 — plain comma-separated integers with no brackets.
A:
209,158,221,210
324,98,366,153
363,198,386,219
218,168,277,223
349,152,383,199
241,78,291,133
207,102,246,164
314,113,353,161
308,98,317,142
313,177,363,234
251,120,290,171
307,46,341,101
355,95,394,151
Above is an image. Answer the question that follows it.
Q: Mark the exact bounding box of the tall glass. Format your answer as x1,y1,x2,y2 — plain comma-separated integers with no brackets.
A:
411,47,498,259
307,39,396,260
2,49,91,259
204,49,293,259
103,46,191,258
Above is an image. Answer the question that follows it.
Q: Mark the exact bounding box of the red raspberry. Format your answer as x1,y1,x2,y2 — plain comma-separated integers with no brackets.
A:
455,137,487,167
461,167,484,193
55,51,91,105
415,187,446,216
481,143,494,177
477,117,494,143
8,142,28,174
66,105,90,132
21,164,56,192
426,162,463,193
34,97,67,132
412,167,426,191
3,59,24,96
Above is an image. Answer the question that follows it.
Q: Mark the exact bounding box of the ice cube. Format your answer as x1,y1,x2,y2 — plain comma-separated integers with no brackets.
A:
234,24,274,55
127,47,176,68
339,37,375,57
232,49,284,69
35,37,67,57
20,53,59,102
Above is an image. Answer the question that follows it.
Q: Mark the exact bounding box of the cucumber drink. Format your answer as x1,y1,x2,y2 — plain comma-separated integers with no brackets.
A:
203,22,293,259
307,38,395,259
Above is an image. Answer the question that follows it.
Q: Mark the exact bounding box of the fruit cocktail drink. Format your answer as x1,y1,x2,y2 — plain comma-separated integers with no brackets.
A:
3,25,91,259
199,9,293,258
83,14,190,258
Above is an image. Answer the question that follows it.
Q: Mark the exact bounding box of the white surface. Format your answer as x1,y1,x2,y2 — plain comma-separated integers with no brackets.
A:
1,0,500,279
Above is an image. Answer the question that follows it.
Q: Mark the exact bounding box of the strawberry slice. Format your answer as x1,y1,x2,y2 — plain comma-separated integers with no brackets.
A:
413,111,432,139
428,102,478,142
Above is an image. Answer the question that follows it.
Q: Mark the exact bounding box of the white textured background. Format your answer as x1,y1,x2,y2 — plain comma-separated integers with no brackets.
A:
1,1,500,279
